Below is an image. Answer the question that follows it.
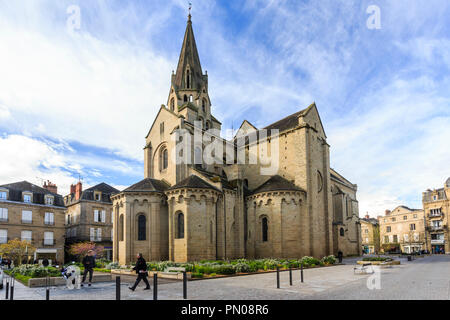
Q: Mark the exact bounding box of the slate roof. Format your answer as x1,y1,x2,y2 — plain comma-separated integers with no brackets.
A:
169,175,220,192
122,178,169,193
0,181,65,207
361,217,379,225
251,175,306,195
66,183,119,205
263,103,315,132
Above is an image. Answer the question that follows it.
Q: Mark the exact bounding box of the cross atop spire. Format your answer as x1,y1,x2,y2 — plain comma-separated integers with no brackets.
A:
188,2,192,21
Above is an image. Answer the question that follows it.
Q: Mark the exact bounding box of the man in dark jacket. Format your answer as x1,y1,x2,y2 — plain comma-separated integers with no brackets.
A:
81,250,96,287
129,253,150,291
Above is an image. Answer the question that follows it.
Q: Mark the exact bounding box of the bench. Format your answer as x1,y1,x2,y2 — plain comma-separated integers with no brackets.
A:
354,263,373,274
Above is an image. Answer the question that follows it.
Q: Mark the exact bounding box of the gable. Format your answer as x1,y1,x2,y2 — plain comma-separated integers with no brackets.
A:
299,103,327,139
145,105,180,140
234,120,258,139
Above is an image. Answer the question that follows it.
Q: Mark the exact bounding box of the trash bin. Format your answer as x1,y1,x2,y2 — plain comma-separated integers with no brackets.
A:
407,256,412,261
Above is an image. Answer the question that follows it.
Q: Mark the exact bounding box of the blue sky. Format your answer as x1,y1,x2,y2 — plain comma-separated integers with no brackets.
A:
0,0,449,216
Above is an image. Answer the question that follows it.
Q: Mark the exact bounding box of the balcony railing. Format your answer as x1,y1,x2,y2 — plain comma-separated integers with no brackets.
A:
66,236,112,243
428,213,444,218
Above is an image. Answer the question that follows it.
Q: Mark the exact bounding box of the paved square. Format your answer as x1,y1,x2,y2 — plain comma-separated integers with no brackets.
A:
2,255,450,300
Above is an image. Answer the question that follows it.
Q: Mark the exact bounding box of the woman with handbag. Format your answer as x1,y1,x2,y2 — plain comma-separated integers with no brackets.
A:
129,253,151,291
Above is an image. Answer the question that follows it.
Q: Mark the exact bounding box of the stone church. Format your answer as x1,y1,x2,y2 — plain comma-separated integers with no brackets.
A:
111,14,361,265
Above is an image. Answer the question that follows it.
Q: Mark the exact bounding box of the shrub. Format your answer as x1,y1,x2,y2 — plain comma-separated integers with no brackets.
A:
300,256,320,267
191,272,203,278
321,255,336,265
234,263,250,273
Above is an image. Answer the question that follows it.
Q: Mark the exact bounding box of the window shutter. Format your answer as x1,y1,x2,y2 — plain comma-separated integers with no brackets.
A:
90,228,95,241
101,210,106,223
97,228,102,241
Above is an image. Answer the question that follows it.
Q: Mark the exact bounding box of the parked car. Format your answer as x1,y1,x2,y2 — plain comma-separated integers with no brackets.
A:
0,267,4,290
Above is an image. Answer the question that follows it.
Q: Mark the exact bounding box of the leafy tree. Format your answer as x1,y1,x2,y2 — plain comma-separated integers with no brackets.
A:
68,242,104,261
0,239,36,265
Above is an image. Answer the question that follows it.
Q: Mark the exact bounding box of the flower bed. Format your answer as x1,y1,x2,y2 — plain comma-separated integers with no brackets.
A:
144,255,337,278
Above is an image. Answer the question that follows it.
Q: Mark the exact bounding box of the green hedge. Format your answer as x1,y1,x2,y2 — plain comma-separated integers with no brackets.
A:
145,255,337,276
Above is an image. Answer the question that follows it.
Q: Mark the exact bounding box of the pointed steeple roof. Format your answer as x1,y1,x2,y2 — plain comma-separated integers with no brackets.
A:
174,14,204,90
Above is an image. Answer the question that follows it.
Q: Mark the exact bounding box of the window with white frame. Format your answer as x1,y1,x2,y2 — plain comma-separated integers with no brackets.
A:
0,191,7,200
22,210,32,223
90,228,102,241
45,195,54,205
101,210,105,223
94,210,105,223
44,232,54,245
45,212,54,225
23,193,32,203
0,229,7,243
0,208,8,221
94,210,99,222
21,230,32,242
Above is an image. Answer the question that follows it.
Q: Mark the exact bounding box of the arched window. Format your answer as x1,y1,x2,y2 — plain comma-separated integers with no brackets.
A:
184,95,188,102
170,98,175,111
186,70,190,88
176,212,184,239
262,217,268,242
243,179,249,189
340,228,345,237
202,99,206,113
205,121,210,130
194,147,202,168
119,214,124,242
138,215,146,241
160,147,168,171
189,95,193,102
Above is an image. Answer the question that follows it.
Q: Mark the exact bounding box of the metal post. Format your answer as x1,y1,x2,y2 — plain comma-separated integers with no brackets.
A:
276,266,280,289
10,276,14,300
153,273,158,300
301,262,304,283
46,288,50,300
183,271,187,299
115,276,120,300
289,267,292,286
5,277,9,300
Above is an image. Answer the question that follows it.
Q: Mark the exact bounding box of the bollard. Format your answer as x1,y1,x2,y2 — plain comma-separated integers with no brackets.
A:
153,273,158,300
5,279,9,300
115,276,121,300
46,288,50,300
276,266,280,289
289,267,292,286
183,271,187,299
10,284,14,301
300,263,304,283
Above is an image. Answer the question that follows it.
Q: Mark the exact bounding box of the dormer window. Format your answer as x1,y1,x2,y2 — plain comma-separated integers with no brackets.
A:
45,195,54,206
94,191,102,201
23,192,32,203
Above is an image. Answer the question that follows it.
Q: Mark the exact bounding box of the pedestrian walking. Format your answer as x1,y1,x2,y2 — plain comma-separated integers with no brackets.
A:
337,251,343,263
129,253,150,291
81,250,96,287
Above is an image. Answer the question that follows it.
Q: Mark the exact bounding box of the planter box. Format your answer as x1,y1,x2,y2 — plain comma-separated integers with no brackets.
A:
110,269,191,280
28,273,111,288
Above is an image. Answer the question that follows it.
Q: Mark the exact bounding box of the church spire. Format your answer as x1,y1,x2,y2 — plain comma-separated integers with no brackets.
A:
173,13,204,90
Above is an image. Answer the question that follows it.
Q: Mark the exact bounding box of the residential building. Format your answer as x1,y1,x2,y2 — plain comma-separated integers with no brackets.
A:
64,181,118,261
379,206,425,254
423,178,450,254
0,181,66,264
360,214,380,254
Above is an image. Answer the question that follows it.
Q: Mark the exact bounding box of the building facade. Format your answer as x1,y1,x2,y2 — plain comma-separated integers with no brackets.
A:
112,14,361,265
379,206,425,254
422,178,450,254
0,181,66,264
360,214,380,254
64,182,118,261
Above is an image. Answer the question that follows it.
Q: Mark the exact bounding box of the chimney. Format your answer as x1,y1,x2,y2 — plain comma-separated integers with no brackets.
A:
75,181,82,201
70,184,76,194
385,210,391,216
43,180,58,194
365,214,370,219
